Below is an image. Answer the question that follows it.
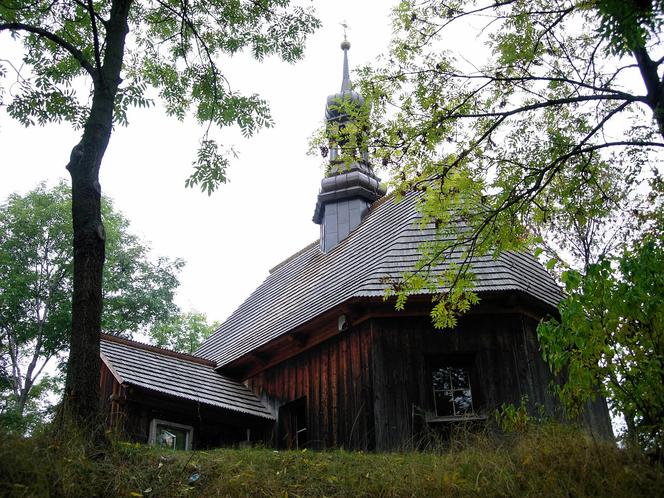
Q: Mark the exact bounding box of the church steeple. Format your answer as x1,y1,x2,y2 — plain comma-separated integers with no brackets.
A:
313,37,386,253
340,38,351,92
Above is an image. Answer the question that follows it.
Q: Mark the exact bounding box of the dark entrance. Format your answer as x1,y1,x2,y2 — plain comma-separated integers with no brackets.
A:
279,397,307,449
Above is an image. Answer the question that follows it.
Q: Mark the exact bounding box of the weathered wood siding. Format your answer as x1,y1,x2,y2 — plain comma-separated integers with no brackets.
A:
121,387,270,449
370,313,560,450
248,308,611,451
99,363,273,449
370,313,613,449
247,320,376,450
99,361,125,431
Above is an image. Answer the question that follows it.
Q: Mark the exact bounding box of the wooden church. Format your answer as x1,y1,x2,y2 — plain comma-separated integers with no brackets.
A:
99,40,612,451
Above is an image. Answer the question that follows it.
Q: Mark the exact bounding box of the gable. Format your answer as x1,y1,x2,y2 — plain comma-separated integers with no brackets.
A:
196,191,563,368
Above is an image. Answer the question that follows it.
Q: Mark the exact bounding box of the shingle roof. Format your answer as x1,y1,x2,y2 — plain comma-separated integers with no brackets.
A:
100,335,274,420
196,191,563,367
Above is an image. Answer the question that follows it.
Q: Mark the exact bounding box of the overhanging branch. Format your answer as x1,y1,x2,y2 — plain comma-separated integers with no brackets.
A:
0,22,97,79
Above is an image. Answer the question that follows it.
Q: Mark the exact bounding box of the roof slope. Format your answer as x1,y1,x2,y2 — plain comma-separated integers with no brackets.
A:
197,191,563,367
100,336,274,420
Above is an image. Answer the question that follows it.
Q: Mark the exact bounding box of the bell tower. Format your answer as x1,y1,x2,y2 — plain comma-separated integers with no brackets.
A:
313,37,386,252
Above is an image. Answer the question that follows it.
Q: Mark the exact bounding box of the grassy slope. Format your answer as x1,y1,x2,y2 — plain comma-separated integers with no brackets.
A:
1,425,663,497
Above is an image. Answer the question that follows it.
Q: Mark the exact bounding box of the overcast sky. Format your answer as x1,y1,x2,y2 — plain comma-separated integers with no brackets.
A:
0,1,396,324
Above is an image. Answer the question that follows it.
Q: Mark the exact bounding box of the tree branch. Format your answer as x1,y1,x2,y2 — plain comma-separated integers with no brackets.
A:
445,94,645,120
86,0,103,71
0,22,96,79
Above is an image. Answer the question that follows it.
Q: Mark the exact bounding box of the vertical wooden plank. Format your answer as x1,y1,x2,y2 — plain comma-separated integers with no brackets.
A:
320,341,329,448
288,355,296,401
329,338,339,446
371,318,387,450
302,350,310,405
349,329,362,448
295,356,303,400
338,334,348,446
363,320,376,450
312,346,322,448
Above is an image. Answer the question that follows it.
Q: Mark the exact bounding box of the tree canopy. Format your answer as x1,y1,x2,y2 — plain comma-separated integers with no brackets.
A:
0,181,182,433
538,223,664,453
0,0,319,431
150,310,218,354
348,0,663,327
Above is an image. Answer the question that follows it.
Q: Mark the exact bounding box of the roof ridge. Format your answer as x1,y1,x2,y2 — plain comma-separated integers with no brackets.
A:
100,333,216,367
369,189,395,211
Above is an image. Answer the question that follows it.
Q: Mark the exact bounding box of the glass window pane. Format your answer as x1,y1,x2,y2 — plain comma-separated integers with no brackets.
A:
450,367,470,389
431,364,474,417
157,424,188,450
432,367,452,391
453,389,473,414
434,391,454,416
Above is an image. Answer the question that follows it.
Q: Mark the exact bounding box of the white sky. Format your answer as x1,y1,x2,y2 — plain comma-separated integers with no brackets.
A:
0,1,396,324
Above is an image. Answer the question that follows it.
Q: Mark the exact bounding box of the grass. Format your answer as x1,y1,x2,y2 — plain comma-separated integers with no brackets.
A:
1,424,662,497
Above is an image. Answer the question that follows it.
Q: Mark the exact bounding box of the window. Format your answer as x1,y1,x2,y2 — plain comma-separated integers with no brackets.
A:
432,366,474,418
149,419,193,450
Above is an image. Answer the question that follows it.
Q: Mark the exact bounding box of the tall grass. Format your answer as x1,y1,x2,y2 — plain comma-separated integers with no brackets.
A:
1,423,662,497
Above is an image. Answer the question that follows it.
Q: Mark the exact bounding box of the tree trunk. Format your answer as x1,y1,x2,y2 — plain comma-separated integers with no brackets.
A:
61,0,132,435
633,46,664,140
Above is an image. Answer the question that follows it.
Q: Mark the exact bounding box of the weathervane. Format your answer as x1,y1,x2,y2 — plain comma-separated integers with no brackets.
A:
341,20,349,41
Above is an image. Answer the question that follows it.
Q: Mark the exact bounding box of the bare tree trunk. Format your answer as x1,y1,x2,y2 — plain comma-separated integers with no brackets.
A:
61,0,132,435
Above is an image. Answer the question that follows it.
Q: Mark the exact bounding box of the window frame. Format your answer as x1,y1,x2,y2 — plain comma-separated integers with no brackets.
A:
426,356,483,423
431,365,474,418
149,418,194,451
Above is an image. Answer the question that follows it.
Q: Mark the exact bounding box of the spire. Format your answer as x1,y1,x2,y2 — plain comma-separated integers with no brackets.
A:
313,35,386,253
340,22,351,92
324,26,366,164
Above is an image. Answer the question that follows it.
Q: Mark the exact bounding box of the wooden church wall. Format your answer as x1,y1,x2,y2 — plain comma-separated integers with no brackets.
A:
248,310,577,451
369,313,561,450
99,362,273,449
247,320,376,450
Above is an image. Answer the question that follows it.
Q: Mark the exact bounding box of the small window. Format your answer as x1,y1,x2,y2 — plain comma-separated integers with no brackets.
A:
432,366,474,417
149,419,193,450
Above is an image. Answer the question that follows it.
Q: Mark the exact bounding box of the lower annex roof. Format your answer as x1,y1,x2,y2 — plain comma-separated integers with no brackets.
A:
100,334,274,420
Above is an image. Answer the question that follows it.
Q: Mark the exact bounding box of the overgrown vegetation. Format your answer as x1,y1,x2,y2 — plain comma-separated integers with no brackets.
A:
1,423,662,497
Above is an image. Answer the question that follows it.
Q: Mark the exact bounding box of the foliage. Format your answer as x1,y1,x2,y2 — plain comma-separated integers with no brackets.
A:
0,181,182,427
495,396,547,434
0,1,320,193
347,0,663,327
538,232,664,453
1,423,663,497
150,311,218,354
0,375,59,435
